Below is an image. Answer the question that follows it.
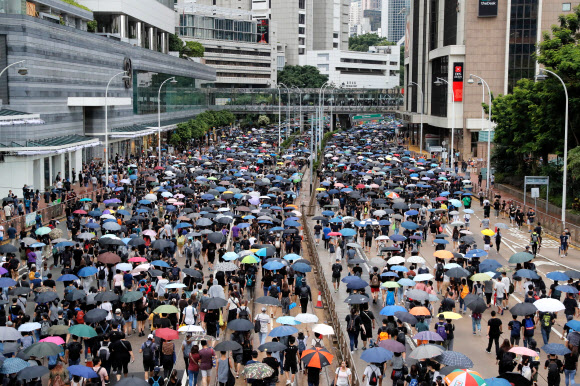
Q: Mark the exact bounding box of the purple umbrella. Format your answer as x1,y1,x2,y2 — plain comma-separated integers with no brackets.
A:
378,339,406,352
249,197,260,205
413,331,444,341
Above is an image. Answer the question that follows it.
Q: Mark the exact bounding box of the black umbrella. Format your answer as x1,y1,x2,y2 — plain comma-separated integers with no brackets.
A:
344,294,369,305
127,238,146,247
99,238,125,246
214,340,242,351
203,297,228,310
498,372,532,386
17,365,48,380
227,319,255,331
65,289,86,302
394,311,418,325
510,303,537,316
94,291,119,302
445,267,470,278
116,377,149,386
34,291,59,304
0,244,17,254
151,239,173,250
84,309,109,324
208,232,227,244
465,297,487,313
255,296,282,306
346,258,366,265
258,342,287,352
148,269,164,277
9,287,32,296
182,268,203,279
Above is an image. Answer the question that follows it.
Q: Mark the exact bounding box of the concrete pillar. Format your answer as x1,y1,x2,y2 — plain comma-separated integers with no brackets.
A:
160,32,167,53
120,15,128,39
68,151,73,182
38,157,45,193
136,22,143,47
59,154,65,182
148,27,155,50
48,156,53,186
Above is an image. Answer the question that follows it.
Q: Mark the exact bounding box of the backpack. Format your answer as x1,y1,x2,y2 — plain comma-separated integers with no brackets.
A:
269,286,279,298
332,264,341,278
297,338,306,352
98,344,110,361
51,373,66,386
531,234,538,243
510,320,522,337
435,264,444,280
396,330,406,345
98,267,106,280
246,274,254,288
436,322,447,340
370,274,380,287
524,317,535,336
162,341,174,356
75,310,85,324
150,376,162,386
185,245,193,258
40,320,51,336
369,367,378,386
300,286,309,300
142,341,154,362
347,316,356,332
543,313,553,328
547,360,560,380
553,288,562,299
68,341,82,360
378,331,389,341
177,236,185,246
234,242,241,254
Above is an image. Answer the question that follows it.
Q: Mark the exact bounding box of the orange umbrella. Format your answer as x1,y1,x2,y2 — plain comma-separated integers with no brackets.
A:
434,250,453,259
409,307,431,316
300,347,334,368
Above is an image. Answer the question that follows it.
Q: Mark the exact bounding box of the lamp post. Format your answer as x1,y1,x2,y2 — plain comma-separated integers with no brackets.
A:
408,81,424,155
434,78,454,169
536,68,569,228
292,86,302,133
467,74,492,192
104,71,130,185
279,83,290,139
158,77,177,167
277,85,282,151
0,60,28,79
319,82,332,152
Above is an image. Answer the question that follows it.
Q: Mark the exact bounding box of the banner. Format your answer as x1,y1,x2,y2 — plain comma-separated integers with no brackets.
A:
452,62,464,102
257,19,269,44
478,0,498,17
25,212,36,228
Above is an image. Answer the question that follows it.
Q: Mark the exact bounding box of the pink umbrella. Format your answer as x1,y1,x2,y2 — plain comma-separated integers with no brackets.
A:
509,346,538,357
40,336,65,345
0,267,7,275
142,230,156,237
128,257,147,263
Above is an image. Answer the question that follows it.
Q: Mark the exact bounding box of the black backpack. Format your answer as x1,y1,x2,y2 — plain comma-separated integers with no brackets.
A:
300,286,309,300
142,341,154,363
369,367,378,386
68,341,82,360
547,360,561,380
98,268,106,280
238,307,249,320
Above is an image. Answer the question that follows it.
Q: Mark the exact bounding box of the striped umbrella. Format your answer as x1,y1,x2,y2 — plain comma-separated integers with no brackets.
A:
300,347,334,368
444,369,486,386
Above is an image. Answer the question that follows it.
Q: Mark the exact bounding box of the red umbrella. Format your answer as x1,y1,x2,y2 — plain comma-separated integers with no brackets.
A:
155,328,179,341
73,210,87,215
328,232,342,237
301,347,334,368
355,184,366,189
154,166,164,170
128,257,147,263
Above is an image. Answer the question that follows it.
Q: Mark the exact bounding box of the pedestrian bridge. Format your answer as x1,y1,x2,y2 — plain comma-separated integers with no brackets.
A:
206,87,404,115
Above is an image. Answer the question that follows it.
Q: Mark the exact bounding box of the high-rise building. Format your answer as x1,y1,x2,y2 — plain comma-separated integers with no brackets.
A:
362,0,381,11
349,1,362,26
192,0,252,10
403,0,580,158
381,0,406,43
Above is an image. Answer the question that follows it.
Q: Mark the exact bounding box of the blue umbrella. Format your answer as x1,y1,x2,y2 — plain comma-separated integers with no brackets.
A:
547,272,570,282
276,316,301,325
566,320,580,331
283,254,302,261
238,223,251,229
0,278,16,287
175,223,192,229
433,239,449,244
379,220,391,226
321,210,335,217
401,221,418,230
68,365,98,379
166,205,176,212
542,343,571,355
484,378,511,386
135,208,150,214
88,210,103,217
138,200,151,205
201,194,215,200
77,267,98,277
479,259,502,272
30,243,46,248
284,220,301,227
222,252,239,261
391,266,408,272
340,228,357,237
381,272,399,277
389,235,407,242
465,249,488,258
103,222,121,231
292,263,311,273
268,326,299,337
151,260,171,268
556,285,578,294
346,278,369,290
85,223,100,229
0,358,29,374
329,218,343,224
398,278,416,287
515,269,540,280
55,241,75,248
380,305,406,316
360,347,393,363
56,274,79,282
405,210,419,216
341,276,365,283
263,261,285,271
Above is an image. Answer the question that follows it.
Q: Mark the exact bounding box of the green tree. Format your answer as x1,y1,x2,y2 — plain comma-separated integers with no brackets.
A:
181,41,205,58
257,115,270,126
169,34,184,52
277,65,328,88
348,33,394,52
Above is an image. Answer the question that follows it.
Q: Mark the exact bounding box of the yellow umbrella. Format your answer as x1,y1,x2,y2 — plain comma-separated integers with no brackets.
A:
381,282,400,288
471,273,493,281
438,312,462,320
481,229,496,236
433,250,453,259
316,188,326,191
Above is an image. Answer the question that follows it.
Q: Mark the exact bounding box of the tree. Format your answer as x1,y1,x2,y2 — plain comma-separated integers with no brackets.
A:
348,33,394,52
258,115,270,126
181,41,205,58
277,65,328,88
169,34,183,52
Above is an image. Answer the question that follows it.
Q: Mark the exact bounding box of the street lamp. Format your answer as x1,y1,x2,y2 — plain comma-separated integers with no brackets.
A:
434,77,455,169
276,84,282,151
408,81,424,155
319,82,332,152
467,74,492,192
105,71,130,185
536,68,569,228
0,60,28,79
158,77,177,167
279,83,290,139
291,86,302,133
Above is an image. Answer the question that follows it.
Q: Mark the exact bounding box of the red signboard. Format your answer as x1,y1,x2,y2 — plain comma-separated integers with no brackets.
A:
452,62,464,102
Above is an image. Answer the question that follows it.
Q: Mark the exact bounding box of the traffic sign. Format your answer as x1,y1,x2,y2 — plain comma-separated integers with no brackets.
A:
352,114,382,120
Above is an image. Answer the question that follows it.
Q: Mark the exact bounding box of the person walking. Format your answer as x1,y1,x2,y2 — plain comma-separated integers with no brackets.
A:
199,340,216,386
346,309,361,353
255,308,271,345
486,311,503,356
334,361,352,386
216,351,236,386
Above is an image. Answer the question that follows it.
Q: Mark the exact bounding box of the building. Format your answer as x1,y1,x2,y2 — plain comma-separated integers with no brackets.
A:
362,0,381,11
349,1,362,27
0,0,215,198
303,48,399,88
403,0,579,159
176,1,283,88
363,9,381,31
381,0,405,42
192,0,252,10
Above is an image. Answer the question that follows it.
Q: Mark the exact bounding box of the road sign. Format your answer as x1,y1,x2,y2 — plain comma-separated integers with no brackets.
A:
524,176,549,212
525,176,549,185
531,188,539,198
430,146,443,152
352,114,382,120
442,152,448,159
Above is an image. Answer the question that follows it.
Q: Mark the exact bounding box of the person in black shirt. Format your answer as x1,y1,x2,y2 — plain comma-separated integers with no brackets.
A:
306,366,320,386
262,350,280,386
283,336,299,384
43,273,56,289
545,354,564,386
486,311,502,356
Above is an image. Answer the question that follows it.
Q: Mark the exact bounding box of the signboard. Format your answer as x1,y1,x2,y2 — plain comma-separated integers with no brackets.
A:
479,0,498,17
452,62,464,102
430,146,443,152
525,176,549,185
353,114,382,120
25,212,36,228
524,176,549,211
257,19,269,44
478,130,495,142
531,188,540,198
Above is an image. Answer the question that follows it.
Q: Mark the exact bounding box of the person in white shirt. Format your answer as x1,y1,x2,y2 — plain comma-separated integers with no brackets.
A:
254,308,270,344
362,363,381,386
182,299,197,325
501,272,511,310
99,301,113,321
156,273,169,297
494,277,507,314
334,361,352,386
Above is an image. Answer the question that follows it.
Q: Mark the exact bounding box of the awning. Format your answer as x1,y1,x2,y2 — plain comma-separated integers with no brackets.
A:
0,108,44,124
109,116,198,138
0,135,100,155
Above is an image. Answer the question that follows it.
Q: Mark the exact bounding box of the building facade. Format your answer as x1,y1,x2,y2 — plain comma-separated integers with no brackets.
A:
381,0,406,43
0,0,215,198
403,0,579,159
303,48,399,88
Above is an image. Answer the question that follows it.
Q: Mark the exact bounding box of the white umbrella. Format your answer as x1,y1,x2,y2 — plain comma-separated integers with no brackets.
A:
312,324,334,335
342,216,356,223
144,194,157,201
534,298,565,312
131,264,151,274
444,263,461,269
179,325,205,333
101,214,116,220
375,235,390,241
295,313,319,324
450,221,464,227
369,258,386,267
414,273,434,282
387,256,405,265
407,256,426,264
460,230,473,235
116,263,133,272
18,322,41,332
166,283,186,289
373,210,386,217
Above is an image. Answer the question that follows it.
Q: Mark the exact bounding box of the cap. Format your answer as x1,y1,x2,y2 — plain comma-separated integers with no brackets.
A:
148,334,154,339
154,367,161,372
75,307,81,311
34,272,40,278
261,307,266,312
115,308,121,313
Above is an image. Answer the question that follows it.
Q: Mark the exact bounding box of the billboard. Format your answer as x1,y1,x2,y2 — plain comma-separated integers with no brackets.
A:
257,19,269,44
478,0,498,17
452,62,464,102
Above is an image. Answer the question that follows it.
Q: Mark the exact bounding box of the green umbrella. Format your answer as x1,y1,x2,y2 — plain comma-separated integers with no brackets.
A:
35,227,51,236
120,291,143,303
47,325,69,336
22,342,62,358
241,363,274,379
153,305,179,314
508,252,534,264
68,324,97,338
241,255,260,264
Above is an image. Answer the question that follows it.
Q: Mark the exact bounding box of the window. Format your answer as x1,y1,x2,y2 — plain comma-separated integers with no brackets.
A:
299,37,305,45
317,64,329,71
508,0,538,91
443,0,457,46
430,56,448,117
563,3,571,11
333,33,338,38
299,48,305,54
318,53,329,60
333,42,339,48
299,14,306,24
299,0,305,9
430,0,438,50
299,27,305,34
